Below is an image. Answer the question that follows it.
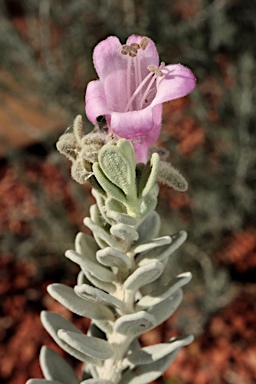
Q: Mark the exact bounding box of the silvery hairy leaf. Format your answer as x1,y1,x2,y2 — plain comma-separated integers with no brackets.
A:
93,163,127,204
47,284,115,321
74,284,125,310
106,210,137,226
110,223,139,242
40,346,79,384
113,311,155,337
119,349,180,384
26,380,62,384
139,184,159,218
83,269,116,294
80,379,113,384
137,230,187,266
98,140,136,198
96,247,132,271
123,262,164,291
65,250,116,283
40,311,99,364
140,153,160,198
75,232,99,261
58,330,114,360
133,236,172,254
122,335,194,367
84,217,119,249
147,289,183,328
136,272,192,309
135,211,160,245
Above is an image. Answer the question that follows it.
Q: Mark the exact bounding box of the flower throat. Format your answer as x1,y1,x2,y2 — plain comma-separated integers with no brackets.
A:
121,37,164,112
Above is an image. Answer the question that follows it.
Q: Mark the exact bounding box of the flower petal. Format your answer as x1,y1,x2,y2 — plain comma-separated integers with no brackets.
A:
110,106,155,139
126,35,159,79
131,104,162,163
93,36,124,80
152,64,196,106
85,80,110,123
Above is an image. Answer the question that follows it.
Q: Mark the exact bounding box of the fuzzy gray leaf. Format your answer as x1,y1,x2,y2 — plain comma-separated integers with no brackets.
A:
106,210,137,226
58,330,114,360
74,284,125,309
110,223,139,242
157,161,188,191
114,311,155,337
40,311,98,364
137,230,187,266
47,284,115,321
123,262,163,291
83,270,116,294
147,289,183,328
75,232,99,261
80,379,113,384
123,335,193,367
135,211,160,245
84,217,119,249
96,247,132,271
133,236,171,254
65,250,116,283
136,272,192,309
119,349,180,384
26,380,63,384
40,346,79,384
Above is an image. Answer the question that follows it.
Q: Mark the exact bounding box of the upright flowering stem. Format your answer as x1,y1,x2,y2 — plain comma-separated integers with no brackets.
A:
27,34,196,384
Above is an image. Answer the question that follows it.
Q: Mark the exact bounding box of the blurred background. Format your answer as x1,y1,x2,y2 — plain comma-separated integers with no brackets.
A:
0,1,256,383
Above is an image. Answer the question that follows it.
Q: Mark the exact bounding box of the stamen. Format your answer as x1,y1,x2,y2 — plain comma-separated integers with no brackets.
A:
121,45,138,57
126,55,132,111
121,45,130,55
124,71,154,112
148,65,164,77
140,37,148,50
140,74,157,109
130,43,140,50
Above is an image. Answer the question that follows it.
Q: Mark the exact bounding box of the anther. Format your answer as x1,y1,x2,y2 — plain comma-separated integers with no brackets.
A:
121,45,130,55
139,37,148,50
148,65,164,77
121,44,138,57
130,43,140,49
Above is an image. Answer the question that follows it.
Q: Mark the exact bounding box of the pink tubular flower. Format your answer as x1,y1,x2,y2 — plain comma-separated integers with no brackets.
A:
85,35,196,163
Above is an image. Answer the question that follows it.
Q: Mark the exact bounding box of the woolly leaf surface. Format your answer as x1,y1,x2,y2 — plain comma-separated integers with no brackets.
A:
93,162,127,203
96,247,132,271
136,272,192,309
147,289,183,328
123,262,163,291
75,232,98,262
40,311,98,364
98,141,136,196
84,217,119,249
133,236,171,254
65,250,116,283
123,335,193,366
135,211,161,245
114,311,155,337
74,284,125,309
80,380,113,384
40,346,79,384
119,349,180,384
47,284,115,321
110,223,139,242
26,380,63,384
58,330,114,360
137,231,187,266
